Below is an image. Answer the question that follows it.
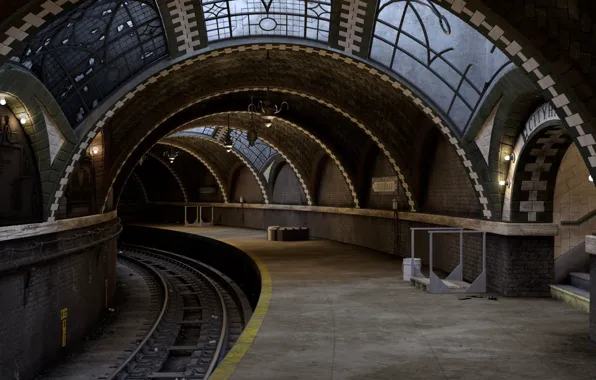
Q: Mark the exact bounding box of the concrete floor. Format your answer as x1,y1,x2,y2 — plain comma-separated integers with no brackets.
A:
150,225,596,380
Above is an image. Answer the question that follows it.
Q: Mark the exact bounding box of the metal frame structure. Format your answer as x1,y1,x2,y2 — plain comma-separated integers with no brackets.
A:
184,206,214,226
410,227,487,294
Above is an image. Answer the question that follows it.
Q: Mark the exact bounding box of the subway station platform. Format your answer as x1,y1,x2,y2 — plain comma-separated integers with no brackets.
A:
146,225,596,380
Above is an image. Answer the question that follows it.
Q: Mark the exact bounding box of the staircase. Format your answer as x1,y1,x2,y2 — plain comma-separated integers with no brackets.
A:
550,241,590,313
550,272,590,313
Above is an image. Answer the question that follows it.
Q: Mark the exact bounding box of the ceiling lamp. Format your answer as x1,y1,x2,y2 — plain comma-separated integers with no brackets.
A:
0,97,6,106
504,153,515,163
91,146,99,155
163,147,179,163
499,179,510,187
590,175,593,182
19,114,27,124
247,105,258,147
247,51,289,128
224,113,234,153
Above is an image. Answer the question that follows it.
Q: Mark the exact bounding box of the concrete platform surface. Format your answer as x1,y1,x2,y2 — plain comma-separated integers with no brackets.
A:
145,225,596,380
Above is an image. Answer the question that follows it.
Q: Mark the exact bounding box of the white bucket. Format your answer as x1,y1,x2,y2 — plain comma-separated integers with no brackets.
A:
402,258,422,281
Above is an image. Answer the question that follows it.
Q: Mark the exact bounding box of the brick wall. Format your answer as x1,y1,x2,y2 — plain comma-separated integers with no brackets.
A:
365,151,405,210
553,144,596,258
231,167,263,203
0,220,119,380
316,156,353,207
272,163,306,205
421,134,483,218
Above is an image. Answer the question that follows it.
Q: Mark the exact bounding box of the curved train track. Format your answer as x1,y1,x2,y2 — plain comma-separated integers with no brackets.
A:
111,245,251,380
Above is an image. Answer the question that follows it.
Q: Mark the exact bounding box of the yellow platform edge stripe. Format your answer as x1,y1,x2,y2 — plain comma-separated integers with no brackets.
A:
209,252,272,379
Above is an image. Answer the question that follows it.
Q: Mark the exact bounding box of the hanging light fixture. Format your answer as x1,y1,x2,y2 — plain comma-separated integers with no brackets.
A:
224,113,234,153
163,147,179,163
247,51,289,128
247,101,258,147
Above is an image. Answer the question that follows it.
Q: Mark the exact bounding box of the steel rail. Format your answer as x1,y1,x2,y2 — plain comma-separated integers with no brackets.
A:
107,253,170,380
120,245,230,379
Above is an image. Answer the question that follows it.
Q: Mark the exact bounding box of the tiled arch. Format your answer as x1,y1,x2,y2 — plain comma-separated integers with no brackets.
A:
48,43,493,221
156,141,230,203
169,111,360,207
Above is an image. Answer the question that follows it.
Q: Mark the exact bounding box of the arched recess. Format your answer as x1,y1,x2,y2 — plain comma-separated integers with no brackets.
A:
502,102,567,222
145,151,188,202
461,68,544,218
507,125,572,223
168,111,360,207
48,44,493,221
271,162,307,205
314,154,354,208
0,103,43,225
157,141,230,203
417,127,483,218
0,63,75,219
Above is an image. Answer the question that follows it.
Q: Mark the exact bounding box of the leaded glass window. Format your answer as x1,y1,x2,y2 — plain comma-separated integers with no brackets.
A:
229,130,277,171
202,0,331,42
182,126,217,137
370,0,513,134
14,0,168,128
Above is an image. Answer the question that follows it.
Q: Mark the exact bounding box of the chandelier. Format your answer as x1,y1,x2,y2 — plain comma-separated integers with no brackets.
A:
163,147,179,163
247,51,289,128
247,102,258,147
223,113,234,152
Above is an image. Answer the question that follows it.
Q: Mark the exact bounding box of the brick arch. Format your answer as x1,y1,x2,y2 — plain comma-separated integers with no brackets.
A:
145,151,188,202
156,141,230,203
161,135,268,205
5,3,596,222
170,111,359,207
462,68,544,218
507,118,573,222
48,43,496,220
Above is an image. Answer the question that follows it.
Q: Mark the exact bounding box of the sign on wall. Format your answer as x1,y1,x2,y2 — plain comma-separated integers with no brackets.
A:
372,176,398,193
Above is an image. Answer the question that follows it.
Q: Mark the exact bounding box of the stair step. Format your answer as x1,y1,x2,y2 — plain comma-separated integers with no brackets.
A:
569,272,590,291
550,284,589,313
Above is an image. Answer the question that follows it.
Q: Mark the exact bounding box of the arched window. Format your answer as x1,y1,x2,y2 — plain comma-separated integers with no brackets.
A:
14,0,168,128
202,0,332,42
370,0,512,133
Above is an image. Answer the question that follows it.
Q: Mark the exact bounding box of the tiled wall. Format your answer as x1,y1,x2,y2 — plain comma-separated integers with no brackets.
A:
554,144,596,258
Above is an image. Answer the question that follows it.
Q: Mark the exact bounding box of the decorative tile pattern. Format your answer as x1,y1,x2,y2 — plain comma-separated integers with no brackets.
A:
168,0,201,54
337,0,367,54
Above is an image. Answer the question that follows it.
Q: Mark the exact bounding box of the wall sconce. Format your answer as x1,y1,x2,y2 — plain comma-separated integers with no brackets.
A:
589,175,593,182
239,196,244,204
499,179,510,187
19,114,27,125
392,198,398,211
504,153,515,163
0,97,6,106
91,146,100,155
